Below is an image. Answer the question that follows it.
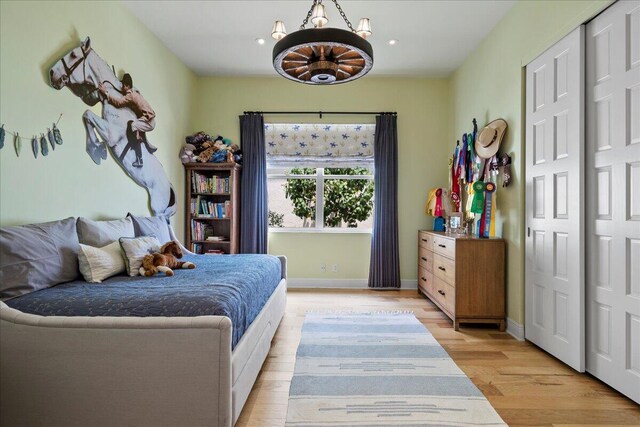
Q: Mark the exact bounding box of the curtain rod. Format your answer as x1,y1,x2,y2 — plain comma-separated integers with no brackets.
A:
243,111,397,118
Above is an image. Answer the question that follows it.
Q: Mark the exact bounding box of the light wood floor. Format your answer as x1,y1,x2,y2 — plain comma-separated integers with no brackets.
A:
236,289,640,427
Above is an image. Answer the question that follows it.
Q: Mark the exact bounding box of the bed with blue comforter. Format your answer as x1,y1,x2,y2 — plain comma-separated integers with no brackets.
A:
6,254,282,349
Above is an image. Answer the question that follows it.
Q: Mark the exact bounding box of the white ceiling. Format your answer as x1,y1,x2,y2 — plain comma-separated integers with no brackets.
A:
123,0,514,77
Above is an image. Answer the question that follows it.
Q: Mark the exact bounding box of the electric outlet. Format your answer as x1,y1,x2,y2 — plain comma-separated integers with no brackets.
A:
332,264,339,272
320,263,327,272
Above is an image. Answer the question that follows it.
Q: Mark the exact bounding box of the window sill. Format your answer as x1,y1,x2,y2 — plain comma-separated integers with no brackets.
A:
268,228,372,234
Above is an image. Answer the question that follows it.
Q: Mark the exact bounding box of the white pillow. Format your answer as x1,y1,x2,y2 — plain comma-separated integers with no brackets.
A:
119,236,160,277
78,241,126,283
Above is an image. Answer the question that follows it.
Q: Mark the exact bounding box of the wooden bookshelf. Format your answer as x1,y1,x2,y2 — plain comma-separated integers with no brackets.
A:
184,163,241,254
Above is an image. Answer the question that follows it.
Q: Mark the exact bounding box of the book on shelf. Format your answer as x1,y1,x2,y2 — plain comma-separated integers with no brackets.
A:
190,197,231,218
190,219,215,241
191,172,230,194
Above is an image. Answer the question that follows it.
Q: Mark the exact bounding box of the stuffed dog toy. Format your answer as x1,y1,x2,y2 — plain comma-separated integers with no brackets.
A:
140,241,196,277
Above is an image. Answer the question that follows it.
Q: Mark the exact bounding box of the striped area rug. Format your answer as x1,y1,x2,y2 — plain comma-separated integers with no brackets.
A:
285,312,507,427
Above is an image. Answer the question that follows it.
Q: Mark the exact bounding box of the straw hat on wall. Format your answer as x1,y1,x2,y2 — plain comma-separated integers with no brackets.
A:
475,119,507,159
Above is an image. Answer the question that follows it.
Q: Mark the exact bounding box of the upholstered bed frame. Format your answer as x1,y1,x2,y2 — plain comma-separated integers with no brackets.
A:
0,256,287,427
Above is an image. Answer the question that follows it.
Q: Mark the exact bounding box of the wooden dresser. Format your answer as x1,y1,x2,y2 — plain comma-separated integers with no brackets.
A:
418,230,505,331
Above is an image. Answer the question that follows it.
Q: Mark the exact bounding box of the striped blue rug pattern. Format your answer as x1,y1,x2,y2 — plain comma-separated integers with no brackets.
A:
285,313,507,426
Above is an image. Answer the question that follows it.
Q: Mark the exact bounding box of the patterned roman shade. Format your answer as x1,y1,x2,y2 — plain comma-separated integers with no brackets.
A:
265,123,375,166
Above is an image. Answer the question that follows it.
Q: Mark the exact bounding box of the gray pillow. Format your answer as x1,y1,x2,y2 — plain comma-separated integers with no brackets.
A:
128,213,172,245
76,217,135,247
0,217,80,300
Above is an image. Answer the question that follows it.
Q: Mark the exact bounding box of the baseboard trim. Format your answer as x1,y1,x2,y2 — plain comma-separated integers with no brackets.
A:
401,279,417,290
287,278,366,289
506,317,525,341
287,278,417,290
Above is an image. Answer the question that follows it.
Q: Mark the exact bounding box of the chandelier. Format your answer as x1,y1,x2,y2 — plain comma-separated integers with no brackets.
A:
271,0,373,85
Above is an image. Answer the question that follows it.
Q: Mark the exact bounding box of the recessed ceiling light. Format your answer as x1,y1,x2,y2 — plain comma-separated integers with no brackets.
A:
256,38,266,45
388,39,398,46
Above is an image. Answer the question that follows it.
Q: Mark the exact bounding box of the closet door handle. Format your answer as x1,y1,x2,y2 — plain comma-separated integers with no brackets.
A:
438,290,445,296
421,257,428,261
438,266,446,271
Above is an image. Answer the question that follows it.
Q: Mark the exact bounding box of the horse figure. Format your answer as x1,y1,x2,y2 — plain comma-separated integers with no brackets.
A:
49,37,176,218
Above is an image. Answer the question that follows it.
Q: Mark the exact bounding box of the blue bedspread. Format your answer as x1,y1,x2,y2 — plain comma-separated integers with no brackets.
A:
6,254,282,349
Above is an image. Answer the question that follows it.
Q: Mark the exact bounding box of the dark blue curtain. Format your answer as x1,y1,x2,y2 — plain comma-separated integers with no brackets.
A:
239,113,268,254
368,114,401,288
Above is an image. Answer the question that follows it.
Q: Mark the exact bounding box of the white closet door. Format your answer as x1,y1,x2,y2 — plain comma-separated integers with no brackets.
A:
586,0,640,404
525,26,585,372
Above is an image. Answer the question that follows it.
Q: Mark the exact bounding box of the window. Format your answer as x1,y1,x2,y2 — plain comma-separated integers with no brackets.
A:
265,123,376,232
268,166,374,231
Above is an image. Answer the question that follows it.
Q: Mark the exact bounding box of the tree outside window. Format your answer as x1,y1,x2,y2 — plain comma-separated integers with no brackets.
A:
268,167,374,230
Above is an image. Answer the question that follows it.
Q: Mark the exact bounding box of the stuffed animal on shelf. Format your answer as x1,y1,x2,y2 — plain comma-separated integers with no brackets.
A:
197,146,215,163
179,143,197,164
140,241,196,277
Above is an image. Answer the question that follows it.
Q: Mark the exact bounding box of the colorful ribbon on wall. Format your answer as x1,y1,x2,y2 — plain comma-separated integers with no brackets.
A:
450,118,504,238
471,180,486,214
451,149,461,210
426,187,455,232
444,118,512,237
426,187,453,217
483,182,496,237
468,119,477,183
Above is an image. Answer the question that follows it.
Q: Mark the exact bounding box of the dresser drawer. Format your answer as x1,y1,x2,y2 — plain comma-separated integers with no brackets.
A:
433,276,455,315
432,235,456,259
433,253,456,285
418,246,433,272
418,232,433,250
418,268,433,295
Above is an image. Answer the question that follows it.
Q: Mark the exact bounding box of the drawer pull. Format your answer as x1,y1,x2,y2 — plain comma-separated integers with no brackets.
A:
421,239,428,242
421,277,427,282
438,244,446,248
438,289,445,296
438,266,446,271
421,257,428,261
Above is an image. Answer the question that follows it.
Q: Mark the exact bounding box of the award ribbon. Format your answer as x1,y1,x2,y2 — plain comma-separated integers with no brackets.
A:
483,182,496,238
425,189,436,215
450,192,460,209
434,188,443,217
471,181,485,214
451,149,460,209
460,134,468,184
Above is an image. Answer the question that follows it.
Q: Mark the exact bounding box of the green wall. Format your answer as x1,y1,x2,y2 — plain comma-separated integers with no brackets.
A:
190,77,450,281
450,0,611,324
1,0,612,308
0,0,196,241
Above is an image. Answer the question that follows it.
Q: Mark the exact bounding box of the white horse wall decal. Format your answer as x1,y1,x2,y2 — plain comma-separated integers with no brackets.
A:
49,37,176,217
